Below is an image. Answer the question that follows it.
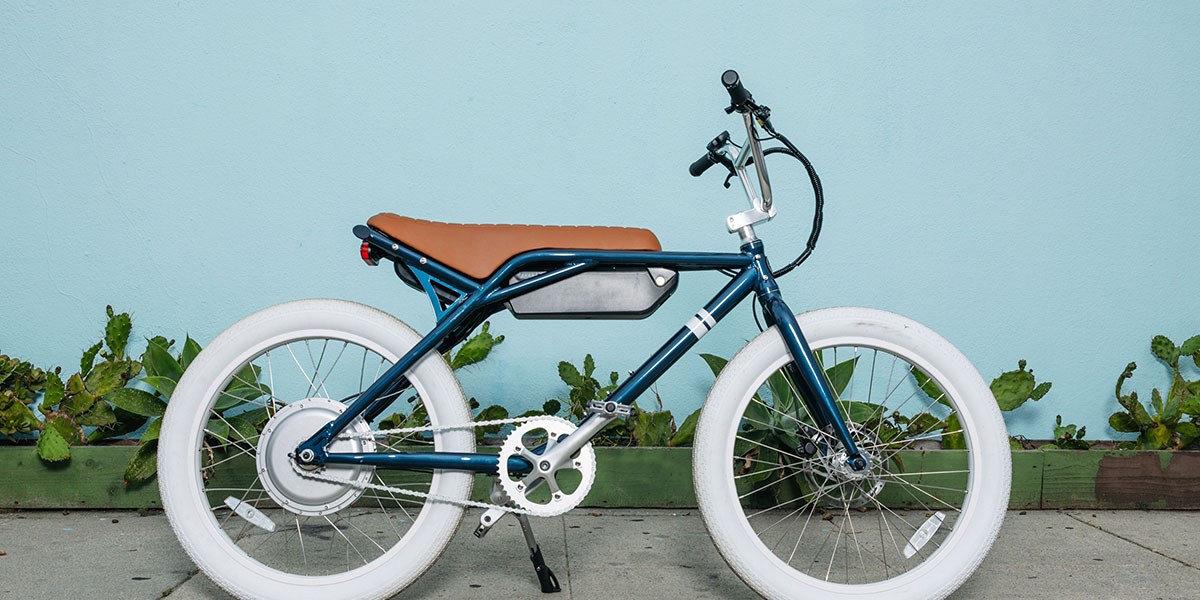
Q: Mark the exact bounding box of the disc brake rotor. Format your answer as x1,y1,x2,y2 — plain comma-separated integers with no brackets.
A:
802,425,887,508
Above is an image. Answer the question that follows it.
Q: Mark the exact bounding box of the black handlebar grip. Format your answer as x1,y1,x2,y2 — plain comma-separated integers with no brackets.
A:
722,69,753,109
689,152,719,177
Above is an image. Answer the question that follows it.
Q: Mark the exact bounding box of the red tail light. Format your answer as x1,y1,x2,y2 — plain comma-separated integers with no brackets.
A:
360,241,379,266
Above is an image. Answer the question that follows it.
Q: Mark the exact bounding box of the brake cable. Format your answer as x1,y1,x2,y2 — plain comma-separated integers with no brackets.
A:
761,131,824,278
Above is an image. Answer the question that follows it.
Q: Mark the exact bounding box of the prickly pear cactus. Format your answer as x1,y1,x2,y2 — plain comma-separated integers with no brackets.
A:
36,306,142,462
0,354,48,437
990,359,1052,411
1107,333,1200,450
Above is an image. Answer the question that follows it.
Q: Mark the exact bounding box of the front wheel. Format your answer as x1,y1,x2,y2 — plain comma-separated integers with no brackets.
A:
158,299,474,600
694,307,1009,600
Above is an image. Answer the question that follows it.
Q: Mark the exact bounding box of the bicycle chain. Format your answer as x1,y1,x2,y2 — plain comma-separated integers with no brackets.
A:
291,415,558,516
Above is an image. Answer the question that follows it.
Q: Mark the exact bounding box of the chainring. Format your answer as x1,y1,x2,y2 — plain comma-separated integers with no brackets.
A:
496,416,597,517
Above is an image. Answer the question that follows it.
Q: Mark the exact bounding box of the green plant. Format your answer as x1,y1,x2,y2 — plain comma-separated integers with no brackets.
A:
551,354,689,447
0,354,48,437
116,335,215,484
698,352,864,499
990,359,1052,411
1107,334,1200,450
910,359,1058,450
983,359,1054,449
1045,415,1090,450
552,354,629,445
36,306,142,462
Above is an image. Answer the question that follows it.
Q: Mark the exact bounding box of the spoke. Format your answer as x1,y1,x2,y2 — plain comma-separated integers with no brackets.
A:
735,434,822,468
785,501,821,566
747,406,840,458
734,461,804,481
744,488,820,520
206,409,259,454
203,437,256,468
738,468,805,501
324,515,369,567
286,344,323,399
876,477,967,495
874,428,964,456
339,513,388,555
358,346,368,394
885,476,964,514
875,499,892,578
266,351,279,418
204,437,260,453
755,501,814,540
866,349,878,405
884,384,946,432
775,378,845,448
205,486,265,494
823,510,846,581
312,341,351,400
873,468,969,478
296,517,308,571
376,473,418,523
845,502,867,584
304,339,329,398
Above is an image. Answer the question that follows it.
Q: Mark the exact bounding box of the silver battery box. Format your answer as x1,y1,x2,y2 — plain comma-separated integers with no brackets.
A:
505,268,678,319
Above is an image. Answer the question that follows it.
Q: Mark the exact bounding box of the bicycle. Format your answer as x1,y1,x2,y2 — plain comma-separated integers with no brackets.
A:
159,70,1010,600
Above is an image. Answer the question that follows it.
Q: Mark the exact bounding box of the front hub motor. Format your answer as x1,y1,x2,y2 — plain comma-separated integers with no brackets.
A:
256,398,376,516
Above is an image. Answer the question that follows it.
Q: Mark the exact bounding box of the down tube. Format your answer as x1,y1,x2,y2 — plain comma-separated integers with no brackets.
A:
605,268,759,408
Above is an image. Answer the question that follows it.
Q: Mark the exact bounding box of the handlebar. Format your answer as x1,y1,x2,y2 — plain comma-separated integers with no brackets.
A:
688,69,826,278
689,130,732,178
689,153,720,177
688,70,773,231
721,69,754,113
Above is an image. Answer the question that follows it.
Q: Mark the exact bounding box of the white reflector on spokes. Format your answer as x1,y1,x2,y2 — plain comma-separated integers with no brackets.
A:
904,511,945,558
225,496,277,533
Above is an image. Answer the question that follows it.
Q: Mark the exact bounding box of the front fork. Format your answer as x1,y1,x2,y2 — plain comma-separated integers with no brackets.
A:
751,252,868,471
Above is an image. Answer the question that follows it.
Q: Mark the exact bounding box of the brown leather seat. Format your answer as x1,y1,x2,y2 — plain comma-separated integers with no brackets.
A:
367,213,662,280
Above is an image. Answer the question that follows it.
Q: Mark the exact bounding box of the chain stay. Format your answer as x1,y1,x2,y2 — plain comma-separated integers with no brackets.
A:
296,414,555,516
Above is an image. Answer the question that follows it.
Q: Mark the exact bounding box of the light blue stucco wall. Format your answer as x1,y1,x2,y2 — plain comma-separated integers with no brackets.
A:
2,3,1198,439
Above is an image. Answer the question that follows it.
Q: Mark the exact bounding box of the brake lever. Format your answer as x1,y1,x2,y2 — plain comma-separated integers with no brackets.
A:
712,154,736,188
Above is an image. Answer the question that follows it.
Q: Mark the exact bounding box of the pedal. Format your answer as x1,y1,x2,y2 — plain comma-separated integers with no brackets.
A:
516,513,561,594
587,400,633,420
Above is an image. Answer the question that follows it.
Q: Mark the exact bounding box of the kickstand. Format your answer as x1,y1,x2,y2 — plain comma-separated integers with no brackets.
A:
516,513,561,594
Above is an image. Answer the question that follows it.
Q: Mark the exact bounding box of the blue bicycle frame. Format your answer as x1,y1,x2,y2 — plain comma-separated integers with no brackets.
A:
293,224,867,476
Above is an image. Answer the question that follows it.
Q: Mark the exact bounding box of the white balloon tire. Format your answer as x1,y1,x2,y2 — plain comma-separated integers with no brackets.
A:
158,299,474,600
693,307,1010,600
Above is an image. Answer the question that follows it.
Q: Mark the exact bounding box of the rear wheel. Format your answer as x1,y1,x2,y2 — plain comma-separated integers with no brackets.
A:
694,307,1009,600
159,299,473,600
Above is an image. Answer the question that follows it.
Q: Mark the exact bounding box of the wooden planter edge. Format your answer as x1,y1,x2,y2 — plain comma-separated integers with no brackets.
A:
1,446,1193,510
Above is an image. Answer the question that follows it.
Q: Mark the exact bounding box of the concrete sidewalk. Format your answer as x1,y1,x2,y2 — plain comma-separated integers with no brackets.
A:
1,509,1198,599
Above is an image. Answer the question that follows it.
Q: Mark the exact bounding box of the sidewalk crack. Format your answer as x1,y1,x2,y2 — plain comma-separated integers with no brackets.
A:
161,568,201,597
561,516,574,600
1065,513,1200,570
